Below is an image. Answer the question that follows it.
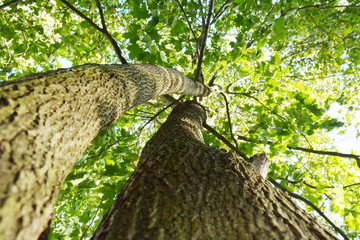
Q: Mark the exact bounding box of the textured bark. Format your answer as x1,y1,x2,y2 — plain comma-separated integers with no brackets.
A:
0,64,210,240
92,101,336,240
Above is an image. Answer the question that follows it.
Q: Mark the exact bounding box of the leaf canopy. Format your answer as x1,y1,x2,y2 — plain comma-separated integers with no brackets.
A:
1,0,359,238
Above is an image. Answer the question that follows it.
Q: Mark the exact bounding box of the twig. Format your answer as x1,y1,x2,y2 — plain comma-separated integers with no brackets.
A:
59,0,128,64
280,178,332,200
174,0,197,40
228,91,288,122
194,0,214,82
228,91,313,149
79,35,105,60
237,135,360,167
269,178,349,240
197,0,205,25
208,61,231,86
80,208,101,240
124,113,152,118
293,0,336,12
211,0,233,24
289,145,360,166
0,0,22,10
138,97,184,134
298,4,359,11
220,93,238,148
286,72,355,80
344,182,360,189
283,178,360,190
204,123,249,161
245,4,275,49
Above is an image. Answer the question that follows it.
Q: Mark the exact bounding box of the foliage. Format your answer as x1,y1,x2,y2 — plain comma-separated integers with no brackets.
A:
1,0,359,239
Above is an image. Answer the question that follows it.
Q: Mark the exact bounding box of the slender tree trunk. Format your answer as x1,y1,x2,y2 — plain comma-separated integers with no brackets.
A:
0,64,210,240
92,101,336,240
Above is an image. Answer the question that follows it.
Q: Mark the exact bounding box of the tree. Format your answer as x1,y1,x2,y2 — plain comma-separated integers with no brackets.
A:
92,101,337,239
0,64,209,239
0,0,359,239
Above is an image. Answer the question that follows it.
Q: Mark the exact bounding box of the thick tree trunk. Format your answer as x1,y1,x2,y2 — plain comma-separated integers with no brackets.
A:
0,64,210,240
92,101,336,240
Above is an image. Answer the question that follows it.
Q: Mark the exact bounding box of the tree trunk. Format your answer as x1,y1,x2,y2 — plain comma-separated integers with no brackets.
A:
92,101,336,240
0,64,210,240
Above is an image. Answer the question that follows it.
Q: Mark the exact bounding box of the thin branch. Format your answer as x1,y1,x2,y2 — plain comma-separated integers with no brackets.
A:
208,73,219,86
304,11,332,36
211,0,233,24
208,61,231,86
344,182,360,189
93,0,128,63
298,4,359,11
288,145,360,167
237,135,360,166
138,97,185,134
194,0,214,82
269,178,349,240
0,0,22,10
228,91,288,121
251,96,286,122
59,0,103,32
220,93,238,148
80,208,101,240
79,34,105,60
204,123,249,161
124,113,152,118
285,72,356,81
284,178,360,190
174,0,197,40
59,0,128,64
228,91,313,148
294,0,336,12
197,0,206,25
280,178,332,200
246,4,276,49
95,0,107,31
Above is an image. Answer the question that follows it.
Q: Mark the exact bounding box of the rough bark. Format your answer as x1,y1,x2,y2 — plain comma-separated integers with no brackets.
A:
92,101,336,240
0,64,210,240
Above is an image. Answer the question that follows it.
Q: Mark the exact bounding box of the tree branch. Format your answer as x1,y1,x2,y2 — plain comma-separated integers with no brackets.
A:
137,96,184,134
211,0,233,24
298,4,359,11
237,135,360,167
283,178,360,190
269,178,349,240
280,178,332,200
59,0,128,64
174,0,197,40
208,61,231,86
344,182,360,189
204,123,249,161
197,0,205,25
194,0,214,82
0,0,22,10
227,91,314,149
220,93,238,148
95,0,107,31
80,207,101,240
